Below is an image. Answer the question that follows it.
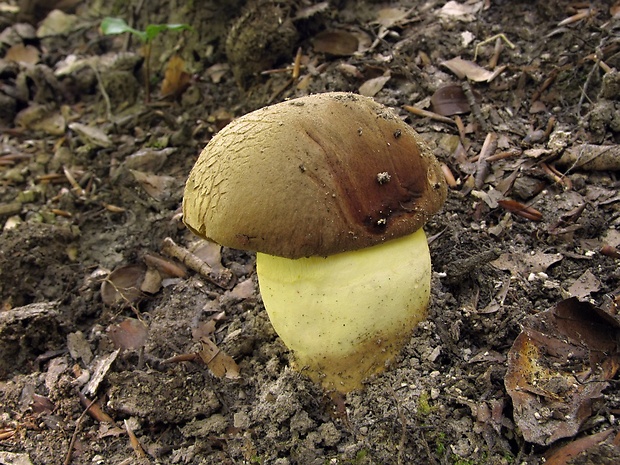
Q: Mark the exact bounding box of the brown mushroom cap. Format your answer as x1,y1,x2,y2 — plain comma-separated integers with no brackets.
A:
183,92,447,259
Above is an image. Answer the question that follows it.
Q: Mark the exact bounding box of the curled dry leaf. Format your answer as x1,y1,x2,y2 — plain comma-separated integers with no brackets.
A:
198,336,240,380
108,318,149,351
505,297,620,445
101,264,146,306
544,429,615,465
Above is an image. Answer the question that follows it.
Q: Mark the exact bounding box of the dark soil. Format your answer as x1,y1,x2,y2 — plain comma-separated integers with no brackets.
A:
1,1,620,464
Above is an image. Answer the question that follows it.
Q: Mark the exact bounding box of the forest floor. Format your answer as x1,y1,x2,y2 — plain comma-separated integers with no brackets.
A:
1,1,620,464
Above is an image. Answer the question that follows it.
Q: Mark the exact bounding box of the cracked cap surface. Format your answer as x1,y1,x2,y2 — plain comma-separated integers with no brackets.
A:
183,92,447,259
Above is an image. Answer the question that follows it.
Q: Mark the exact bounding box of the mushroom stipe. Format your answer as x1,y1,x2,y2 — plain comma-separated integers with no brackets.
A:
183,92,447,392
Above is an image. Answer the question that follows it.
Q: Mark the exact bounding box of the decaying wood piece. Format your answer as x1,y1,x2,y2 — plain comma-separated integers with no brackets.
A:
557,144,620,171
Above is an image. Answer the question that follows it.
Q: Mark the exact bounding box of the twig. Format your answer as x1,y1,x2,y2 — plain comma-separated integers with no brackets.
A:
577,50,602,115
462,81,488,132
389,386,407,465
161,237,235,289
124,419,147,459
474,33,515,61
475,132,497,188
88,63,112,119
402,105,456,125
64,397,97,465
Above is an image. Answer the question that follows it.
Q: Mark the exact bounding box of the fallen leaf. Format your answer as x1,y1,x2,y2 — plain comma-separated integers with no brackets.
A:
441,56,506,82
108,318,149,351
31,393,55,414
15,105,66,135
431,84,470,116
358,73,390,97
140,266,162,293
68,122,112,148
160,54,191,98
437,0,484,21
491,251,563,276
505,298,620,445
192,320,217,340
5,44,40,65
567,269,601,299
544,429,614,465
198,337,240,379
129,170,177,201
312,30,359,56
101,264,146,306
374,7,412,28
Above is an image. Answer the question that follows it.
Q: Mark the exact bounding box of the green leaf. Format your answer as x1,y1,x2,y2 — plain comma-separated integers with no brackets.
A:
144,23,192,42
101,17,147,42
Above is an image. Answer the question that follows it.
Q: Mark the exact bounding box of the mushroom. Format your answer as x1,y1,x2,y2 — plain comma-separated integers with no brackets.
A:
183,92,447,392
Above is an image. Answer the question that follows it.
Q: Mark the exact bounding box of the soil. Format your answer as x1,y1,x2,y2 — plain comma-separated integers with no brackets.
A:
1,1,620,464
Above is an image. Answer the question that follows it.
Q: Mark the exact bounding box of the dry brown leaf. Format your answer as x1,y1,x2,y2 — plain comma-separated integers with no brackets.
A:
491,251,563,276
431,84,470,116
227,278,255,301
101,264,146,306
358,73,390,97
441,56,506,82
129,170,177,201
5,44,40,65
140,266,162,294
374,7,412,28
567,269,602,299
15,105,66,135
107,318,149,351
82,349,120,396
438,0,484,21
198,336,240,379
160,54,191,98
505,297,620,445
312,30,359,56
192,320,217,340
544,430,614,465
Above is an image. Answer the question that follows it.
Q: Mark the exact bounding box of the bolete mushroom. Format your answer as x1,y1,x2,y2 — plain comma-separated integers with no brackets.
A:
183,92,447,392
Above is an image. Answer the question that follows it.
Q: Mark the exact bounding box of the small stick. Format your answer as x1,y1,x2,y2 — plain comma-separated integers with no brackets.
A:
474,33,515,61
64,397,98,465
161,237,235,289
461,81,488,132
124,419,147,459
454,115,467,145
63,166,85,197
402,105,456,125
488,37,503,69
475,133,497,188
